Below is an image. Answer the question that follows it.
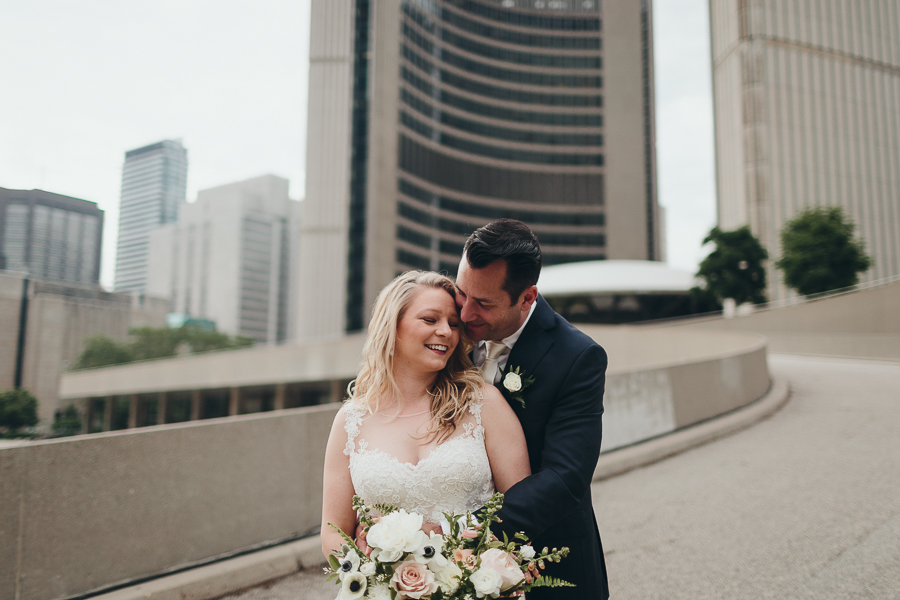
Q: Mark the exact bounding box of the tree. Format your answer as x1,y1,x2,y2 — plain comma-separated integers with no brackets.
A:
71,325,255,370
73,335,135,369
693,226,769,306
0,388,39,434
776,207,872,295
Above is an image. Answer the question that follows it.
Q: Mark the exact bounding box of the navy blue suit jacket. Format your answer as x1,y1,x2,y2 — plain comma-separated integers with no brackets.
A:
491,295,608,599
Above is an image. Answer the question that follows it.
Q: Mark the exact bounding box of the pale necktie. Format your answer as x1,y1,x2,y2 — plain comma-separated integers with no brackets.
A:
481,341,507,384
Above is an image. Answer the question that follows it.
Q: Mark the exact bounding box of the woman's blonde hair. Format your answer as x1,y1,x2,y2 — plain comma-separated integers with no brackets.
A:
347,271,485,443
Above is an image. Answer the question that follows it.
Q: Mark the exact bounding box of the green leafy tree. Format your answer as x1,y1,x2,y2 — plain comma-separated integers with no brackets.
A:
52,404,82,437
72,326,255,370
0,388,39,434
73,335,135,369
692,226,769,305
776,207,872,295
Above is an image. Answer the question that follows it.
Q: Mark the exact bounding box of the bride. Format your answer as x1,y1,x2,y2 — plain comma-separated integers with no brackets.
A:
321,270,531,556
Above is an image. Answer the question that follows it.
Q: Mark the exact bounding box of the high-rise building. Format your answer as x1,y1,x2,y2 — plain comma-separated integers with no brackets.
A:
147,175,298,344
0,187,103,284
710,0,900,300
298,0,660,338
114,139,188,293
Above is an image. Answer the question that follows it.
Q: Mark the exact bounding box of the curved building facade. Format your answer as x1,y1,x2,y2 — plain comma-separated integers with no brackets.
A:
298,0,659,338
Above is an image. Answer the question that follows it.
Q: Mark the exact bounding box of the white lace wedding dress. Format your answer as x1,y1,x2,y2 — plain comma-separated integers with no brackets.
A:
343,399,495,525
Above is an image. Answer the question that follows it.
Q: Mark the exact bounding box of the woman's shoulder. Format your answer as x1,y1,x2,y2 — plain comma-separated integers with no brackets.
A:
475,384,517,424
476,382,505,406
330,401,367,429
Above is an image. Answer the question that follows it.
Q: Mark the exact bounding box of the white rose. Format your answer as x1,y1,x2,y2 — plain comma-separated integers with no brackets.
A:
359,561,376,576
366,509,425,563
434,560,463,594
503,372,522,392
519,544,535,560
470,566,503,598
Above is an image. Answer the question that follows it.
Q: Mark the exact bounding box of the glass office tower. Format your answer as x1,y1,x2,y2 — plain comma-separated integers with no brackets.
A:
114,139,188,293
298,0,659,338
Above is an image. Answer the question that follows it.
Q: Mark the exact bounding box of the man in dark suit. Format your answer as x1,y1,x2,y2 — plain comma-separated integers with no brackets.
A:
456,219,609,599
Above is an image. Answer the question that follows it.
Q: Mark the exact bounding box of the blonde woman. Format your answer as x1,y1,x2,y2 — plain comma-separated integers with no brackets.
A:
321,271,530,557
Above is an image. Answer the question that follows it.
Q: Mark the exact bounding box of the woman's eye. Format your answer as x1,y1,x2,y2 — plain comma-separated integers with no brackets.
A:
422,318,436,324
449,321,459,328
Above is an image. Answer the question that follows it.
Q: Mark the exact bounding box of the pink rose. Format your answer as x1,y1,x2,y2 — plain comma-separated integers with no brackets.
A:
453,548,477,569
390,559,438,599
478,548,525,591
461,529,479,539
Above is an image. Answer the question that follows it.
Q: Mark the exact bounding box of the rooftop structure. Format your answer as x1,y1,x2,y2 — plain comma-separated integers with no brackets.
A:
539,259,699,323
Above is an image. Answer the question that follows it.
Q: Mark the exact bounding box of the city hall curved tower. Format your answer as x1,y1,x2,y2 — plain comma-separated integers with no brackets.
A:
298,0,658,338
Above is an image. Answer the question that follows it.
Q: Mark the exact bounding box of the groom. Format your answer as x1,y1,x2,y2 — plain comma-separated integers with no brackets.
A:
456,219,609,599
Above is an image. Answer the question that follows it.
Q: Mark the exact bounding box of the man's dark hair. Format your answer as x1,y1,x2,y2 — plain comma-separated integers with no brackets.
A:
464,219,542,303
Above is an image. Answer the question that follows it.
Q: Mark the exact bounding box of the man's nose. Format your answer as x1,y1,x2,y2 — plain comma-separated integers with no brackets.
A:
459,298,474,322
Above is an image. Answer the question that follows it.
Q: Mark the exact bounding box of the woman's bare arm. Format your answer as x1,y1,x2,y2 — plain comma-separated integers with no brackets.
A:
321,406,358,558
480,384,531,493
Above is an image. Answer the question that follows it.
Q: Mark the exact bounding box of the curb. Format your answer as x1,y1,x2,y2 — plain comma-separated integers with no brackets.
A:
592,377,790,482
96,378,790,600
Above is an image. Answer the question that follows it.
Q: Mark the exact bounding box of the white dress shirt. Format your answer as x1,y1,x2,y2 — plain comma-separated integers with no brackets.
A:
474,301,537,384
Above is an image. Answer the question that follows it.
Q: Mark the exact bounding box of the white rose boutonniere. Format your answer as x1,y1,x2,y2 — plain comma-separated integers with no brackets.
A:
502,366,534,409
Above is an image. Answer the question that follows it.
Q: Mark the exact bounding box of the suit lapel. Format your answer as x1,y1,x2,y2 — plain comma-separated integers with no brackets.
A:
494,295,556,405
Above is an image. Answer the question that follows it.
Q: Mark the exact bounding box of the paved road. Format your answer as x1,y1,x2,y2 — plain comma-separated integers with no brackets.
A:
222,355,900,599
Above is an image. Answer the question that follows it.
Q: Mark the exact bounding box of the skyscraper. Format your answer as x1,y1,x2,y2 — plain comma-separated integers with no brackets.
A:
0,187,103,284
298,0,660,339
146,175,298,344
710,0,900,300
114,139,188,293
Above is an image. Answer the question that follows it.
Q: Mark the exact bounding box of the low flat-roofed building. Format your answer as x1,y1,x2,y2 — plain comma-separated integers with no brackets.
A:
539,259,700,323
0,270,168,427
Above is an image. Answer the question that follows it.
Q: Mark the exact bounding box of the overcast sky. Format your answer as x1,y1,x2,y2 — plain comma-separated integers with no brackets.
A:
0,0,715,290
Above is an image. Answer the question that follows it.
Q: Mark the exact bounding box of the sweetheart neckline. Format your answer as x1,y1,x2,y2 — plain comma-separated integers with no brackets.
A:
354,432,482,468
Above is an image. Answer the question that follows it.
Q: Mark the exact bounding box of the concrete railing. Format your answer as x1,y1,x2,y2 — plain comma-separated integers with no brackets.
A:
1,328,769,600
659,279,900,361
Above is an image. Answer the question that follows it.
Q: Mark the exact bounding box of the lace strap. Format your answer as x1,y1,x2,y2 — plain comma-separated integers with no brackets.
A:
467,387,485,427
343,406,364,456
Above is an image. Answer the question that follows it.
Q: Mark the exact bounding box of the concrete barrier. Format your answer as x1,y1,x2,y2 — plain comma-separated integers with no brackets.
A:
660,279,900,361
2,327,769,600
0,405,337,600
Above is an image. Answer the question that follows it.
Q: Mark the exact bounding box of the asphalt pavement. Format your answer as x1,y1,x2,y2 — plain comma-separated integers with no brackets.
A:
220,355,900,599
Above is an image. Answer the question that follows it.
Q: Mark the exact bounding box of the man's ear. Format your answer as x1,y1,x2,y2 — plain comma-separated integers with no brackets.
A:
519,285,538,312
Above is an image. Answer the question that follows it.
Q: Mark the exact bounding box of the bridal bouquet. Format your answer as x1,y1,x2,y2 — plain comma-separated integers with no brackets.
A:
326,493,572,599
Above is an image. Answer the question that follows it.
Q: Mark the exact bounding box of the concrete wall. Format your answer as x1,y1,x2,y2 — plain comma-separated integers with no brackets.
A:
8,327,771,600
663,280,900,360
0,405,336,600
589,327,769,449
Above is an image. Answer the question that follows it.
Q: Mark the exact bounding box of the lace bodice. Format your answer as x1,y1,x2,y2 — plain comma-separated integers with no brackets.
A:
343,401,495,524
